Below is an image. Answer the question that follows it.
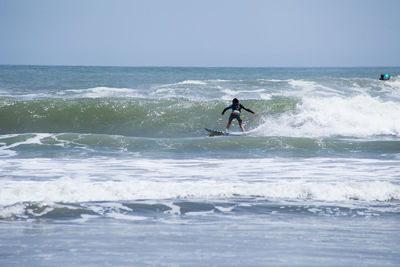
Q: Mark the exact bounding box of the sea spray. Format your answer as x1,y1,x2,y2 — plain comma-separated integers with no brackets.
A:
255,95,400,138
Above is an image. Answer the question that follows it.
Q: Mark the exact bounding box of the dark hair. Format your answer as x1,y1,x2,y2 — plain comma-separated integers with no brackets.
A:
232,98,239,104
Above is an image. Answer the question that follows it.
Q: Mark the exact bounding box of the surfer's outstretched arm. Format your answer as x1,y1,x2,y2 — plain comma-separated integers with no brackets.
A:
221,105,232,115
240,104,257,114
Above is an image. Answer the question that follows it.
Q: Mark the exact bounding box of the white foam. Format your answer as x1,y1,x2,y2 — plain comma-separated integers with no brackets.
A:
287,79,345,97
0,157,399,206
177,80,207,86
210,79,231,82
221,89,238,99
260,93,272,100
289,79,318,90
383,76,400,99
62,87,138,98
0,133,52,150
257,79,289,83
106,212,147,221
0,203,27,219
0,178,398,206
256,95,400,137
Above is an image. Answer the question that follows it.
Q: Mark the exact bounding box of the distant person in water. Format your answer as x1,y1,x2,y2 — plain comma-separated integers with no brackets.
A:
221,98,257,132
379,73,391,80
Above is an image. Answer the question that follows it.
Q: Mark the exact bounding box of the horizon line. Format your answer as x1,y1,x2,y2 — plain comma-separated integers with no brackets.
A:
0,63,399,69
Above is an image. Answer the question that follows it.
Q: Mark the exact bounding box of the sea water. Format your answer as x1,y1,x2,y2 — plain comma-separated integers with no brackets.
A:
0,65,399,266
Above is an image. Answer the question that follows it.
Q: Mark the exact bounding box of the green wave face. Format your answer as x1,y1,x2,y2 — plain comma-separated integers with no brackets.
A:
0,97,298,137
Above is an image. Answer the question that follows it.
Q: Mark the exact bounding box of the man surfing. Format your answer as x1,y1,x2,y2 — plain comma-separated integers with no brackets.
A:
221,98,257,132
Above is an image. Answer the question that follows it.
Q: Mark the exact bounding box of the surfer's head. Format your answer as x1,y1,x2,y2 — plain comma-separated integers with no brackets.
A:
232,98,239,104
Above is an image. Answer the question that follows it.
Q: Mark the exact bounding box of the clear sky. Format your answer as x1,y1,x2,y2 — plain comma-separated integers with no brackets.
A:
0,0,399,67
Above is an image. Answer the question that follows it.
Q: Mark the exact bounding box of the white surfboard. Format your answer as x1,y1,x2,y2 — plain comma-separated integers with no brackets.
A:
204,128,244,136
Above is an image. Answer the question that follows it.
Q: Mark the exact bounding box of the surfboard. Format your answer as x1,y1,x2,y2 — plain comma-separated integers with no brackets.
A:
204,128,243,136
205,128,229,136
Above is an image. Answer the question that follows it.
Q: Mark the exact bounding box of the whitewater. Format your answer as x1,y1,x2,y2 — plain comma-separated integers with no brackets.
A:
0,66,399,266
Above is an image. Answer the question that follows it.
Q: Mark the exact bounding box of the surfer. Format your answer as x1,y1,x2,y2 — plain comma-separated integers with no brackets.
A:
379,73,390,80
221,98,257,132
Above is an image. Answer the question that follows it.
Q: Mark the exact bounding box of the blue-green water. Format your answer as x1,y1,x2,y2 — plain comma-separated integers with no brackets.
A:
1,66,400,266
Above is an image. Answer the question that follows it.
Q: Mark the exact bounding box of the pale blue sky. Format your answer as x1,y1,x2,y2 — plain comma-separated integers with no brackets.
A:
0,0,399,67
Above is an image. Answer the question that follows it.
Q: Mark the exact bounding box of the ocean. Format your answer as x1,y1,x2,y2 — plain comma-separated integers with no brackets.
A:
0,65,399,266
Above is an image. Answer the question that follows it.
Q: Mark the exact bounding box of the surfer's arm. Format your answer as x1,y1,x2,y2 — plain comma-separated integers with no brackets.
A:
240,104,257,114
221,105,232,115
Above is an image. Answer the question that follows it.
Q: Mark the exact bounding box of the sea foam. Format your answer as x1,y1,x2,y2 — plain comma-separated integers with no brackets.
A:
0,157,399,206
256,94,400,138
0,178,398,206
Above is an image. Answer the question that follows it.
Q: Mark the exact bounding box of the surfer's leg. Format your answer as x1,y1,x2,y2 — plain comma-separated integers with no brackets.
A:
226,119,232,132
239,121,245,132
237,115,245,132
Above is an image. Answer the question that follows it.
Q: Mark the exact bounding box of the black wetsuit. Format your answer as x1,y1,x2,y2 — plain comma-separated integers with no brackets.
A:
222,103,255,115
222,103,255,123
